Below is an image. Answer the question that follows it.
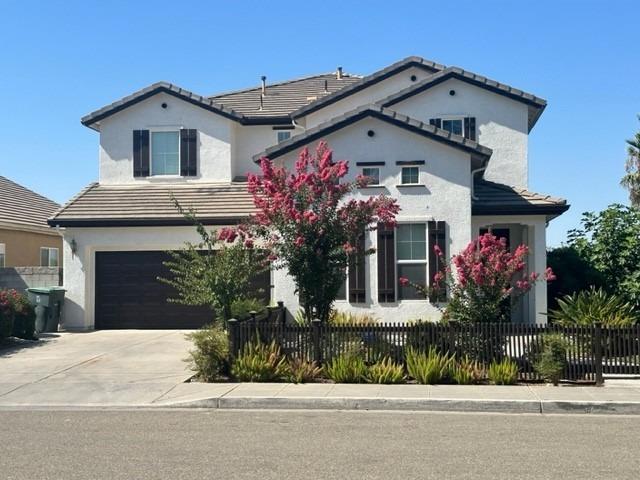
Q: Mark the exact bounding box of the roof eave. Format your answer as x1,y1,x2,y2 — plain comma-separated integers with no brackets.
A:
47,217,248,228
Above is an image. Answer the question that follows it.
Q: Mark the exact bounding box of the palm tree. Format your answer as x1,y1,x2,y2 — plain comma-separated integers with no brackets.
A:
621,116,640,207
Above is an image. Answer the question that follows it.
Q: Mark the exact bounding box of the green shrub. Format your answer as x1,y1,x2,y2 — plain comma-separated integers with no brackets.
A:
12,294,36,340
0,289,20,340
185,324,229,382
405,346,455,384
325,354,367,383
285,357,323,384
232,340,288,382
452,356,484,385
367,357,405,384
230,298,266,320
329,310,379,326
487,358,519,385
534,334,568,385
549,287,638,326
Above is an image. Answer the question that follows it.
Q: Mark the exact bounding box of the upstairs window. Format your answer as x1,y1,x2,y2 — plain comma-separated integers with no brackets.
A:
0,243,5,267
362,167,380,186
151,131,180,175
441,118,463,136
40,247,59,267
401,166,419,185
277,131,291,143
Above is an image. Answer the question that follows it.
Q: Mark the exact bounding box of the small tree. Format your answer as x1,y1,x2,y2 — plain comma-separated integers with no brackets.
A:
220,142,399,323
400,233,554,323
568,204,640,306
159,202,264,321
621,116,640,207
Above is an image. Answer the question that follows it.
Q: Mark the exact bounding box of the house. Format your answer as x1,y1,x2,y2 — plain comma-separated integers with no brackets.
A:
0,175,62,268
49,56,569,330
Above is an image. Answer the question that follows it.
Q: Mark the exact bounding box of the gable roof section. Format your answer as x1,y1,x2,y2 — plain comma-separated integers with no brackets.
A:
255,104,492,162
380,67,547,131
0,175,60,233
48,182,256,227
209,73,362,119
472,179,569,218
81,82,262,130
291,56,446,120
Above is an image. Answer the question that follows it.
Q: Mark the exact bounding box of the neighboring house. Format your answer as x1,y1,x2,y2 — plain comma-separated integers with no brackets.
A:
50,56,569,330
0,175,62,268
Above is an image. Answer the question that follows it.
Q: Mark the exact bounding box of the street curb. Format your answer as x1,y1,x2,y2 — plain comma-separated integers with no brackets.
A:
540,400,640,415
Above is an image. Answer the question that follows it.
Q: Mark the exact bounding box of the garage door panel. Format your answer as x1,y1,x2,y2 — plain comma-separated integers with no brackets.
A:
95,251,213,329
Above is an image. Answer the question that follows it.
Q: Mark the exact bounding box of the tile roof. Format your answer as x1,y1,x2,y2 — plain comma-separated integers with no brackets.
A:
256,104,493,162
472,180,569,218
292,56,446,119
48,183,256,227
0,176,60,232
209,73,362,119
380,67,547,131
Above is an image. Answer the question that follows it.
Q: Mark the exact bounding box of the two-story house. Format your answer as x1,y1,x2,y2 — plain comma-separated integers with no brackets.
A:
49,56,569,330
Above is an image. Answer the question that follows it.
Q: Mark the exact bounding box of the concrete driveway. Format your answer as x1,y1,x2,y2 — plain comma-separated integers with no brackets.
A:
0,330,194,406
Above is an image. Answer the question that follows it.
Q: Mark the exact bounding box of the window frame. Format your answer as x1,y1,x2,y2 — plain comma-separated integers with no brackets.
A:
400,166,420,185
0,243,5,268
395,223,428,301
440,116,465,136
361,167,381,186
276,131,291,143
150,130,181,176
40,247,59,267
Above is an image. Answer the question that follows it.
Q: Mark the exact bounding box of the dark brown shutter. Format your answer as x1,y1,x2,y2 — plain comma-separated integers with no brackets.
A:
133,130,149,177
429,118,442,128
377,223,395,303
428,221,447,302
180,129,197,176
348,233,366,303
464,117,476,141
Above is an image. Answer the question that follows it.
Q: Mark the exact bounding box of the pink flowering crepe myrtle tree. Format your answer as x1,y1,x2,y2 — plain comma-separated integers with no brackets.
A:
219,141,400,323
399,233,555,323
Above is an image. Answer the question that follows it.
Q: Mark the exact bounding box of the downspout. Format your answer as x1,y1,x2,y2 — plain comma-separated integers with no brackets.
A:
470,165,487,201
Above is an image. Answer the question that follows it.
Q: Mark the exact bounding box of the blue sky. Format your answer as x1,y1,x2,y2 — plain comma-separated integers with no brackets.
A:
0,0,638,246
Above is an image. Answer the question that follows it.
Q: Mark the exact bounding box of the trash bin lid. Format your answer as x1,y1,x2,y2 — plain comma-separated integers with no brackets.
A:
27,287,66,294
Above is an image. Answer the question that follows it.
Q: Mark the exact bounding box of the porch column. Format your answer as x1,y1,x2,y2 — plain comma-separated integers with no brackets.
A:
526,220,548,324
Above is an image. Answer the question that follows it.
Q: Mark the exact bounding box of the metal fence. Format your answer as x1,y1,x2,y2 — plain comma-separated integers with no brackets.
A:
227,318,640,384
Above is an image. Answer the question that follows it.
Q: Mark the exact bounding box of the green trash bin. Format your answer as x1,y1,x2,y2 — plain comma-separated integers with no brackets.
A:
26,287,66,333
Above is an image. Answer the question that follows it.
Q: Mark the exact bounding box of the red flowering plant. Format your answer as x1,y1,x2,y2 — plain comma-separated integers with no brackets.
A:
222,141,399,323
0,288,21,339
399,233,555,323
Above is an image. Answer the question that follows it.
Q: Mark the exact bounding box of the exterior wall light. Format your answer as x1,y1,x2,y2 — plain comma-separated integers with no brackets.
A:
449,90,456,96
367,130,375,137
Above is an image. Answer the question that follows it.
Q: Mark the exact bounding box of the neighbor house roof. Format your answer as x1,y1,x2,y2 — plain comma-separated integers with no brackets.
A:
292,56,445,119
379,67,547,131
0,175,60,233
472,179,569,218
255,104,493,162
209,73,362,119
48,183,256,227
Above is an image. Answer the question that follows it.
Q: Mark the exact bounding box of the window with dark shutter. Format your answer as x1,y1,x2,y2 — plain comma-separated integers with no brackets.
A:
133,130,150,177
180,129,197,176
464,117,477,141
429,118,442,128
428,221,447,302
348,233,366,303
377,224,396,303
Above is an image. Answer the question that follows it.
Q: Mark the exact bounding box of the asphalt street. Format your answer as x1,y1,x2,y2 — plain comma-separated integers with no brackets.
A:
1,409,639,479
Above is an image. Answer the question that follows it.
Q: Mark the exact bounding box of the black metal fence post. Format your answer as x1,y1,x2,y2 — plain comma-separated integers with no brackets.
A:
227,318,239,362
312,318,322,365
277,301,285,327
594,323,604,386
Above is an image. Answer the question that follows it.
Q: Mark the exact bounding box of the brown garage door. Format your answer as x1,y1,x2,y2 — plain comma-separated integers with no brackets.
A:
95,251,214,329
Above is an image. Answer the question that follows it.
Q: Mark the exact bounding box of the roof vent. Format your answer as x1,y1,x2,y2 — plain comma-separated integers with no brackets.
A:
261,75,267,96
324,79,328,93
259,93,264,111
336,66,343,80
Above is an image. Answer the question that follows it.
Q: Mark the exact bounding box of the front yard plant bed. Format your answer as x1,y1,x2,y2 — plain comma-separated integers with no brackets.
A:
186,318,640,385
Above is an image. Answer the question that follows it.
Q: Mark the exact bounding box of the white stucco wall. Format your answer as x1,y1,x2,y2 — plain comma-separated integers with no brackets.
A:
98,92,234,184
271,116,473,322
391,78,529,188
303,66,436,128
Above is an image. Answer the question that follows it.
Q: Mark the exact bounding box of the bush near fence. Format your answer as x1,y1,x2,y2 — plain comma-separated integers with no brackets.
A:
228,312,640,384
